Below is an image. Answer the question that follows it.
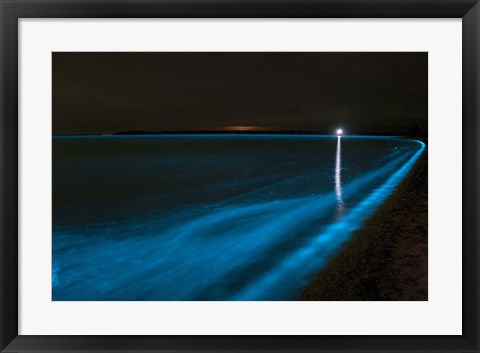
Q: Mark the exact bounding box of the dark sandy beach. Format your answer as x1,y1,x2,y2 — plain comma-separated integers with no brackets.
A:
300,143,428,301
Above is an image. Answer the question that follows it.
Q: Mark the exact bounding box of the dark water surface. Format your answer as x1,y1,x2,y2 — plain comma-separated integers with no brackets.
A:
52,135,425,300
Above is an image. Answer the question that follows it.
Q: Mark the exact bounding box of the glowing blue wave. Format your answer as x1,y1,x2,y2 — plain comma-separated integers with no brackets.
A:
233,140,425,300
52,136,425,301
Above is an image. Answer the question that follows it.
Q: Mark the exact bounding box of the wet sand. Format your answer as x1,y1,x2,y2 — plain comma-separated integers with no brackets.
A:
300,144,428,301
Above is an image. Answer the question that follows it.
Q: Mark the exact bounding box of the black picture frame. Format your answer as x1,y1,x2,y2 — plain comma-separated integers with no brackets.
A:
1,1,478,352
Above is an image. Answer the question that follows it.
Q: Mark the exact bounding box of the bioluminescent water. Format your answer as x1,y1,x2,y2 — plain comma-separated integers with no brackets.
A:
52,135,425,301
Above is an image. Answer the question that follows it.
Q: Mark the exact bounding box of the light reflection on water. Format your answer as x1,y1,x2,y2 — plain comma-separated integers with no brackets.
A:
52,136,425,301
335,136,344,217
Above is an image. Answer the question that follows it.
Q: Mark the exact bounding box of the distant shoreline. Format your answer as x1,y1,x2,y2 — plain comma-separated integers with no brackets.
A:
53,130,427,139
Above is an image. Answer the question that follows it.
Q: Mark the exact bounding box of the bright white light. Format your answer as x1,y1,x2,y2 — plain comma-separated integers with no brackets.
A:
336,129,343,135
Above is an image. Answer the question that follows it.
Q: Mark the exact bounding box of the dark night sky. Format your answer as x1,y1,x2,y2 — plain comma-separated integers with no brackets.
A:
52,52,427,135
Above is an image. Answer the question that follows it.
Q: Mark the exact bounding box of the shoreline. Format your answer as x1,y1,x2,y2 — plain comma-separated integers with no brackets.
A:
300,144,428,301
53,131,428,138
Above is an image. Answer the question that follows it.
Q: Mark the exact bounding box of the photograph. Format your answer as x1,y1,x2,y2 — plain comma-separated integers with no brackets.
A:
52,52,428,301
